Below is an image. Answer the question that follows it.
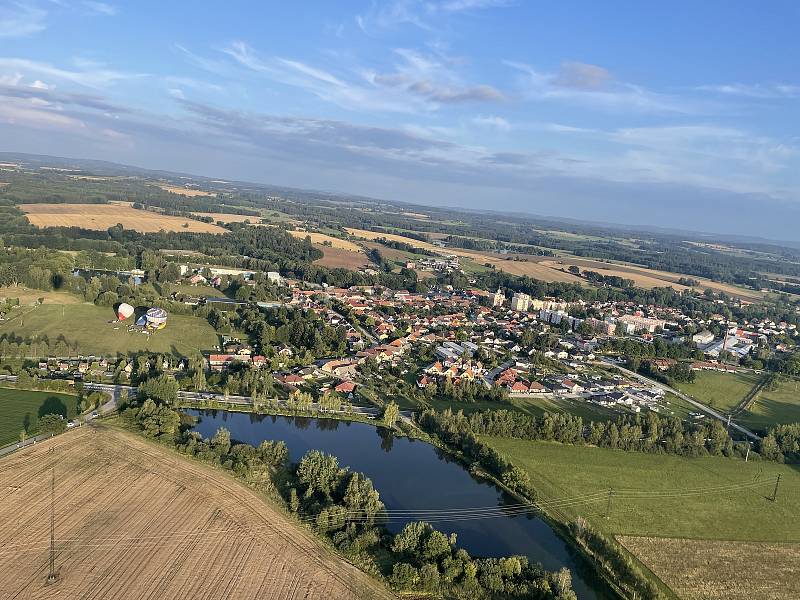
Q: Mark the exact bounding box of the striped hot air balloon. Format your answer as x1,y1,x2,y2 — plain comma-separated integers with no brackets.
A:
117,303,134,321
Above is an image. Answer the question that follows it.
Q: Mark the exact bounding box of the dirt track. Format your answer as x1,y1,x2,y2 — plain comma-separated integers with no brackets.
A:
0,426,394,600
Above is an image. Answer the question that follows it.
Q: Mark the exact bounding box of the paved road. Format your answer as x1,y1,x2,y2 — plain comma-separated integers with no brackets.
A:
598,358,761,441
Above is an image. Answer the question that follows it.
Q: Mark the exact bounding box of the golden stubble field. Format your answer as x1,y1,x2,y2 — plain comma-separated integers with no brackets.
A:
618,536,800,600
191,212,259,223
157,185,216,197
290,230,364,252
21,204,227,234
0,426,393,600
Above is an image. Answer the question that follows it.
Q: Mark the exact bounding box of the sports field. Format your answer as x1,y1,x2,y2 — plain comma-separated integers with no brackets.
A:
20,203,226,234
0,304,219,356
483,437,800,541
0,386,79,445
674,370,760,413
0,426,392,600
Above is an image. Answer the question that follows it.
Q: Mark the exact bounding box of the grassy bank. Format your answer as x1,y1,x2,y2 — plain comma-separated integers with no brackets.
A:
483,436,800,542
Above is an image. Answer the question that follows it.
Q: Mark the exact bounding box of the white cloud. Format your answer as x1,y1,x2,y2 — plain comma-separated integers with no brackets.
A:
506,60,697,114
82,1,117,16
0,2,47,37
696,82,800,99
355,0,510,32
472,115,510,130
0,57,144,88
219,41,503,112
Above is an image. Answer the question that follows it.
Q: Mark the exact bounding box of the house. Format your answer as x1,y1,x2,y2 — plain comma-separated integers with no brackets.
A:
527,381,547,394
280,374,304,386
188,273,207,285
561,379,584,394
334,380,357,394
209,354,235,372
320,359,359,379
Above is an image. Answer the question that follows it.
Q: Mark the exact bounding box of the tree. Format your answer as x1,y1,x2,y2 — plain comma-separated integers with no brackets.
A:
383,400,400,428
39,413,66,436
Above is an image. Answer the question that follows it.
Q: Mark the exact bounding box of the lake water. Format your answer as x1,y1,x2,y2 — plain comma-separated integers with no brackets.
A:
189,410,613,599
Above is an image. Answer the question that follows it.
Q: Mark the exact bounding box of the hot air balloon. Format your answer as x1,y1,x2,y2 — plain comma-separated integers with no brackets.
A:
117,303,134,321
145,307,168,330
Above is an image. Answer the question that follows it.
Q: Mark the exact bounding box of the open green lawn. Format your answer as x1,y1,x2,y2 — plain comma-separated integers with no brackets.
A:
0,303,220,356
674,370,759,413
484,437,800,542
737,376,800,432
0,386,79,445
424,395,623,422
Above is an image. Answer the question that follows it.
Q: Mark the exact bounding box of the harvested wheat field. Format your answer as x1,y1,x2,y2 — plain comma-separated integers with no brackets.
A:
191,212,260,223
314,245,371,269
543,257,764,301
21,204,227,234
158,184,216,197
344,228,438,252
289,230,364,252
0,426,394,600
618,536,800,600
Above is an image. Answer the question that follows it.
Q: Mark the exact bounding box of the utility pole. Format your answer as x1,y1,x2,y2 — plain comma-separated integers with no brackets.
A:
771,474,781,502
745,444,750,462
605,487,614,519
47,463,57,583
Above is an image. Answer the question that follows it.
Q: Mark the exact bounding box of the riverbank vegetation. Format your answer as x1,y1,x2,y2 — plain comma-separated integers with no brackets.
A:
120,393,578,599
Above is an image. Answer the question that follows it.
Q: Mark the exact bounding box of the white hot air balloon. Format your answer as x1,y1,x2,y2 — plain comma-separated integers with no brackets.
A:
117,303,134,321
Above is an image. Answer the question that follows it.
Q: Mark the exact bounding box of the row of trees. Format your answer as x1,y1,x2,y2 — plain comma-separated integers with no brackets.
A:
423,408,748,460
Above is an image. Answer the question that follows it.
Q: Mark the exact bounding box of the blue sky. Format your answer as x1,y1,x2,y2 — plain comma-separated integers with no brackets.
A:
1,1,799,239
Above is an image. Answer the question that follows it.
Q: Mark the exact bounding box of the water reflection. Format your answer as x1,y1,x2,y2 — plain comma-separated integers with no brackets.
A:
188,410,612,599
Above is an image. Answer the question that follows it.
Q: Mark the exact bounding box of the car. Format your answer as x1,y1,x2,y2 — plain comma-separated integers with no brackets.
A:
91,411,99,418
67,421,75,428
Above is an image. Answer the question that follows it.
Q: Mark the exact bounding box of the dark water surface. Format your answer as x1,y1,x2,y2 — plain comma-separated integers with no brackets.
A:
189,410,613,599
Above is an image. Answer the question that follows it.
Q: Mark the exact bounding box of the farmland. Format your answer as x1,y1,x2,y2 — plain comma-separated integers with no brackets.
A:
0,426,392,600
482,437,800,541
157,184,216,197
289,230,364,252
618,536,800,600
0,304,220,356
191,212,259,223
313,245,372,269
674,370,760,413
20,204,227,234
0,386,79,445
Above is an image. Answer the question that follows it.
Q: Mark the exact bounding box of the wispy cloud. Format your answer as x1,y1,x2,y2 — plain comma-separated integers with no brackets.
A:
218,41,503,112
365,48,505,104
81,1,117,16
472,114,510,130
0,2,47,37
506,60,697,114
0,56,144,88
356,0,511,32
696,82,800,99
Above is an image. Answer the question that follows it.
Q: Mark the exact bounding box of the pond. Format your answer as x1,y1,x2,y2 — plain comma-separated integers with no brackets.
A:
189,410,613,599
